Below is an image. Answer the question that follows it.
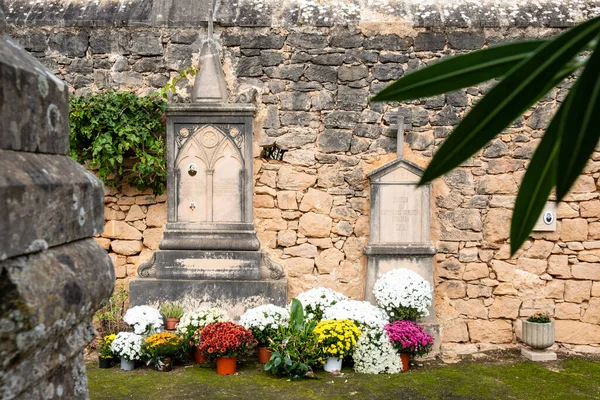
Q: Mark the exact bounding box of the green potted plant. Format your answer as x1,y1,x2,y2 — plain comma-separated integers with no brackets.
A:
161,302,185,331
97,334,116,368
265,299,322,379
522,311,554,349
143,332,183,372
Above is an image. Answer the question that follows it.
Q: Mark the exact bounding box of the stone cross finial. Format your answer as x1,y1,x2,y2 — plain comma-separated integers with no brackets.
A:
397,115,405,159
208,0,214,39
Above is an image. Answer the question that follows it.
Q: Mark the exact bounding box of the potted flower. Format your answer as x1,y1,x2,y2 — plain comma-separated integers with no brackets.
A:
373,268,432,321
197,322,257,375
179,308,229,364
143,332,183,372
97,334,116,368
522,311,554,349
123,305,164,335
239,304,289,363
295,287,347,321
313,319,361,372
384,320,434,371
160,302,185,331
110,332,145,371
265,299,321,379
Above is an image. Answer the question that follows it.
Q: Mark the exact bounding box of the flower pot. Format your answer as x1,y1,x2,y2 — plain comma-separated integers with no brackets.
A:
99,357,112,369
324,357,343,372
522,320,554,349
216,357,237,375
165,318,180,331
258,347,272,364
400,354,410,372
194,347,208,365
120,358,136,371
156,357,173,372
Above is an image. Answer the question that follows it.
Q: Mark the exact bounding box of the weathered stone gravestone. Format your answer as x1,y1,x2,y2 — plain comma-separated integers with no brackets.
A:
0,18,113,399
364,118,439,346
130,11,287,316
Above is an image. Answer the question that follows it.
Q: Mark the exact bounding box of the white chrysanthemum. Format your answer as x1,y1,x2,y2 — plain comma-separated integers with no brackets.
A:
177,308,229,334
239,304,289,332
110,332,144,361
353,328,401,374
123,305,164,335
373,268,432,319
294,287,348,321
322,300,389,330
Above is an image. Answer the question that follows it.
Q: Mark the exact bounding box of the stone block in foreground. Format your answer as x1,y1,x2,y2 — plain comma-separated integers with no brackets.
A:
0,29,113,399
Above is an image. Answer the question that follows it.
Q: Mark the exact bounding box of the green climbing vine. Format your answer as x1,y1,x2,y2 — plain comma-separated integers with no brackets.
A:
69,90,168,194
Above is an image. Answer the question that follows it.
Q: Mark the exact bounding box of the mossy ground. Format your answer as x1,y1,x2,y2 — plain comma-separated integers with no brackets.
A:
87,351,600,400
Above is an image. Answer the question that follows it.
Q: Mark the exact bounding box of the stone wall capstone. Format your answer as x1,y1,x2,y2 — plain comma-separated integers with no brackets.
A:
7,0,600,356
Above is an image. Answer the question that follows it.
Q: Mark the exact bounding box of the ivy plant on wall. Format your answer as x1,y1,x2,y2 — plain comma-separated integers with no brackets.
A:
69,90,167,194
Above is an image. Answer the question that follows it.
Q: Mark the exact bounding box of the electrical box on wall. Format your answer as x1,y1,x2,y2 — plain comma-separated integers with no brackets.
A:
533,202,557,231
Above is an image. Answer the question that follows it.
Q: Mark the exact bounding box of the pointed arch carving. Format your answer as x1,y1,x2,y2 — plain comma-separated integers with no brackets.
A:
175,124,245,223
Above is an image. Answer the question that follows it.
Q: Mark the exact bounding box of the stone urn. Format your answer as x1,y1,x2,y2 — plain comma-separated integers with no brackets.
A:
521,320,555,349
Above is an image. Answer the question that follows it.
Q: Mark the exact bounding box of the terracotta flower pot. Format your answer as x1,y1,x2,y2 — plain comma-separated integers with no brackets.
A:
216,356,237,375
400,354,410,372
194,347,208,364
258,347,272,364
99,357,112,369
165,318,180,331
522,320,555,349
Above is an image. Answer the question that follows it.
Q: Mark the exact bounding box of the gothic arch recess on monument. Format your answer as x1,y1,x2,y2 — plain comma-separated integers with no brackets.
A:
176,125,244,223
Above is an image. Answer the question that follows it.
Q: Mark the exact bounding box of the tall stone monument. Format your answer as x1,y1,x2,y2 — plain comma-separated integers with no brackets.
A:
130,7,287,316
0,18,113,399
364,117,439,347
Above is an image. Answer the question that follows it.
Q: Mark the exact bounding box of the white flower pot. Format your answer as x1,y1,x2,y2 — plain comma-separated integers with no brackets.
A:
324,357,342,372
120,358,135,371
522,320,554,349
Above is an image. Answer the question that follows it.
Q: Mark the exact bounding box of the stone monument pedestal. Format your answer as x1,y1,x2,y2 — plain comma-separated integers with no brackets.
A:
521,348,557,362
363,118,439,351
130,19,287,315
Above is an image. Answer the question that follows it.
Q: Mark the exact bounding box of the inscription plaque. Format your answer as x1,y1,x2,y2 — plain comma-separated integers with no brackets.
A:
379,186,425,243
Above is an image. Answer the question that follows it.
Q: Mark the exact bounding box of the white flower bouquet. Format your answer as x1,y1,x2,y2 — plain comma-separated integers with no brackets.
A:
239,304,289,345
295,287,348,321
373,268,432,321
110,332,145,361
177,307,229,342
352,328,402,374
322,299,389,330
123,305,164,335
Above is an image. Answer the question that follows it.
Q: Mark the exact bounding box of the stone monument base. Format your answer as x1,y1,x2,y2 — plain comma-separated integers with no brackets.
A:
129,278,288,319
521,348,557,362
153,250,262,280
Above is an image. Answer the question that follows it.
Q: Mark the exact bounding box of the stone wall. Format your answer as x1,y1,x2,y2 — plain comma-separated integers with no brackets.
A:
6,0,600,354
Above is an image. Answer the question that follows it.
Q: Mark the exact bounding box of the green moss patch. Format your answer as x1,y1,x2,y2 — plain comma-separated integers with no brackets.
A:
87,355,600,400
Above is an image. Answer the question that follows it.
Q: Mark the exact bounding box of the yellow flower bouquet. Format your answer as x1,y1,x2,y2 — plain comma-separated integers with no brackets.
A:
313,319,361,372
143,332,183,371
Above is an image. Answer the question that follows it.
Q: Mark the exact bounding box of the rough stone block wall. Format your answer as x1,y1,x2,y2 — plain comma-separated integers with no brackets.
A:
6,0,600,354
0,10,114,398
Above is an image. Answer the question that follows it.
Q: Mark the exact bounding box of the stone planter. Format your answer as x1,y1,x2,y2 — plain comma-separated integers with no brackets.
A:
521,320,554,349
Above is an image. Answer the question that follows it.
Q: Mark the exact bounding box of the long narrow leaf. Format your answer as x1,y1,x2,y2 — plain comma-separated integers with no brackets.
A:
556,36,600,200
419,15,600,186
510,100,570,255
372,40,546,102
